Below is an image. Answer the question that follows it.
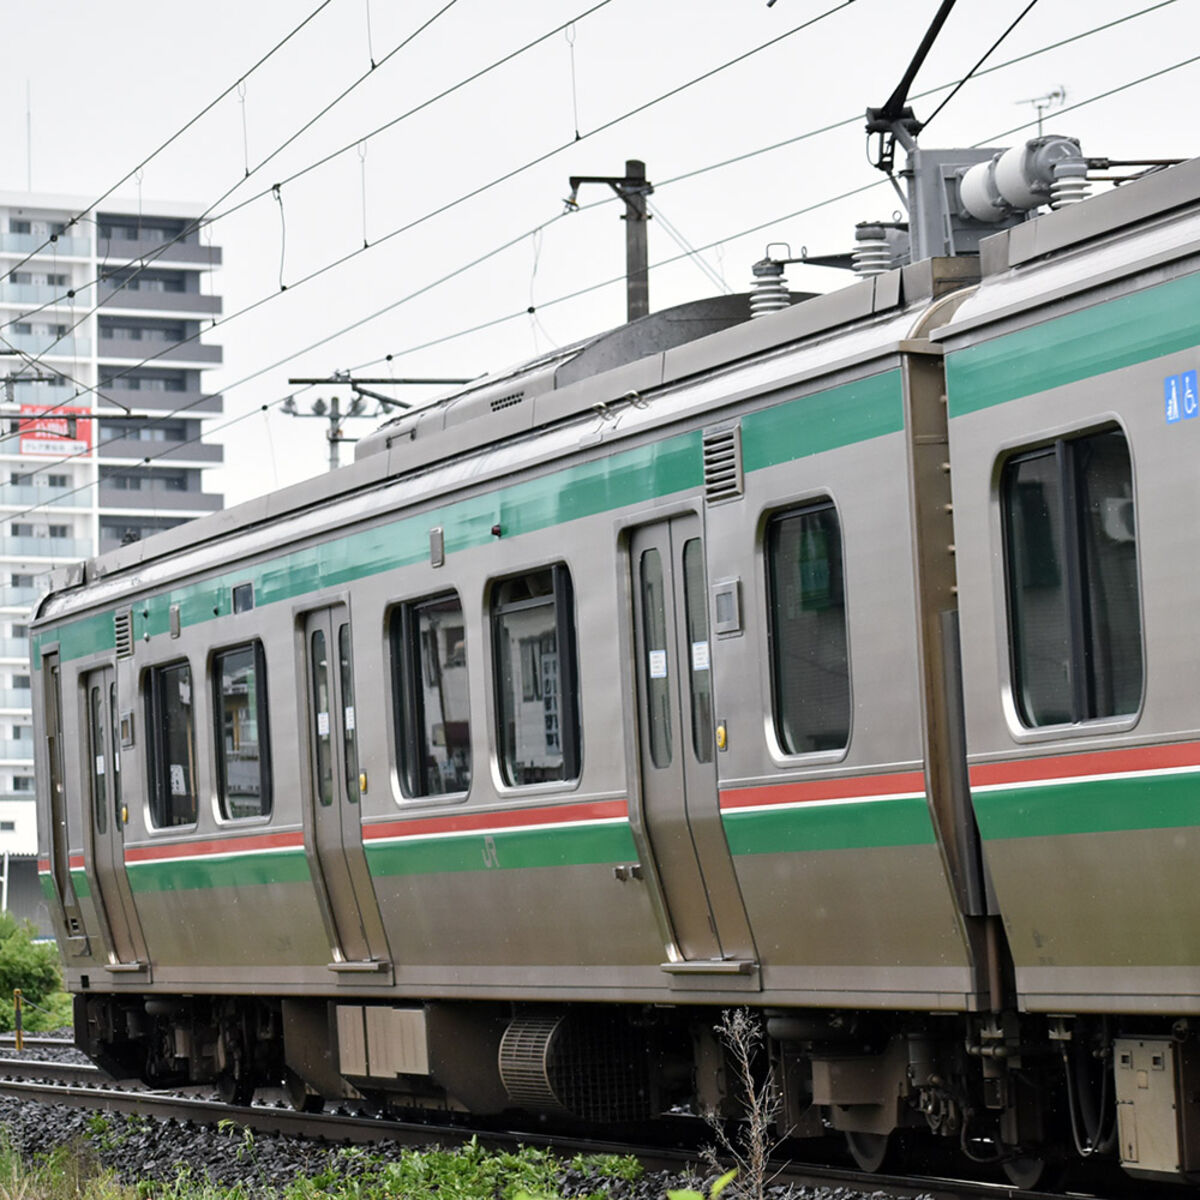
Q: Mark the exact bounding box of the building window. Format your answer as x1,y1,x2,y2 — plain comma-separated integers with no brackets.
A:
9,575,32,588
0,822,13,832
11,777,32,792
9,524,32,538
392,593,471,797
46,474,68,488
491,565,580,785
214,643,271,820
48,525,69,539
766,501,851,755
12,675,29,690
1002,428,1142,727
8,221,29,234
145,661,197,828
11,626,28,639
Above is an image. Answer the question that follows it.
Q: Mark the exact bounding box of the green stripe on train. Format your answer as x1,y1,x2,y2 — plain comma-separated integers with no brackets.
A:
946,270,1200,417
125,848,311,893
973,770,1200,841
722,794,936,856
365,821,639,877
35,370,903,665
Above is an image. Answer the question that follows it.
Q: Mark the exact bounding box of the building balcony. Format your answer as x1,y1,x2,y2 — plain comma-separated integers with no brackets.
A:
0,793,35,806
0,283,92,308
98,438,222,464
98,390,223,414
97,335,221,364
0,689,31,710
0,536,90,559
98,486,222,512
0,736,33,761
0,587,42,608
9,384,78,406
0,232,90,257
0,638,31,661
0,484,91,510
4,332,90,358
100,236,221,267
97,286,221,316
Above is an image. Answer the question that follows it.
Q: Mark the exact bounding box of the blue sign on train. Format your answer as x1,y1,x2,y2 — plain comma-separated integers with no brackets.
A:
1165,371,1199,423
1166,372,1195,424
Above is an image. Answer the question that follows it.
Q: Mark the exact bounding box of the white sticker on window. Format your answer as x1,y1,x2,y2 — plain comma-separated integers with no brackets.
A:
648,649,668,679
94,755,105,777
344,705,355,732
316,711,330,737
691,640,710,672
169,763,187,796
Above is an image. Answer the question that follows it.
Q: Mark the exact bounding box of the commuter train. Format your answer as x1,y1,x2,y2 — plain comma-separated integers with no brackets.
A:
31,144,1200,1188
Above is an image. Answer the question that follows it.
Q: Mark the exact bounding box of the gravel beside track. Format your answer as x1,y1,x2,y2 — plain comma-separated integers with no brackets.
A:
0,1091,934,1200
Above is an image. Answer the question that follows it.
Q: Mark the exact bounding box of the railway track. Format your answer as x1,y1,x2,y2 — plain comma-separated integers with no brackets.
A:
0,1058,1114,1200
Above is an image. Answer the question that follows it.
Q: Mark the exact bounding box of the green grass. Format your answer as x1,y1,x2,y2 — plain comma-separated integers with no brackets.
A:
0,1125,644,1200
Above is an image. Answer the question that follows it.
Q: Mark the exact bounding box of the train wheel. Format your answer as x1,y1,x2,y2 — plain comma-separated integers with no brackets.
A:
844,1130,894,1173
284,1070,324,1113
216,1069,255,1107
1001,1152,1063,1191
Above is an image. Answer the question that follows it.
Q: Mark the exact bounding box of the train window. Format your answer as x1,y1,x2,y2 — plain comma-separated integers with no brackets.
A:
682,539,714,763
1003,428,1142,727
392,592,471,797
491,564,581,785
213,642,272,820
145,660,198,828
766,501,850,755
88,686,106,835
310,630,334,806
338,623,359,802
639,548,673,768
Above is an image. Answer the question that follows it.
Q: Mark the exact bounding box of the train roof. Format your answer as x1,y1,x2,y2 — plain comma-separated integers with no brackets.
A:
36,153,1200,614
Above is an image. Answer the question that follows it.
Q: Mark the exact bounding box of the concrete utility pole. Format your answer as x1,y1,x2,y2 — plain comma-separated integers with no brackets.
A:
566,159,653,321
285,374,471,471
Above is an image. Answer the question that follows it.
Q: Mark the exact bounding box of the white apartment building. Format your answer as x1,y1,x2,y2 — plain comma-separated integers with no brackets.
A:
0,193,223,926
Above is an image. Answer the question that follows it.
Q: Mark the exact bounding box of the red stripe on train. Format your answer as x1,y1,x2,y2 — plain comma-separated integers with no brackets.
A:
362,798,629,842
123,830,304,863
968,741,1200,788
719,770,927,811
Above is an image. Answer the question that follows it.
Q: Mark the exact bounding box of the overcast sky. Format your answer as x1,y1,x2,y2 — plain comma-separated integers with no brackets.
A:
3,0,1196,506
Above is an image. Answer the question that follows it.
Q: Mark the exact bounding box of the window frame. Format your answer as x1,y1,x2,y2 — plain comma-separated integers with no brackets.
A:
489,563,582,788
211,640,273,822
763,497,853,761
144,658,199,831
999,424,1145,735
391,590,472,801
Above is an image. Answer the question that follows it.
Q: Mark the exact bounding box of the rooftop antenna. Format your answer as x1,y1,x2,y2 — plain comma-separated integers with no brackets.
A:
1019,86,1066,137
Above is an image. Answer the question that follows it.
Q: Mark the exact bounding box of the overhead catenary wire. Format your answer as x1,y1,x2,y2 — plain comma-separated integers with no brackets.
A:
0,0,338,284
0,0,856,416
4,19,1195,506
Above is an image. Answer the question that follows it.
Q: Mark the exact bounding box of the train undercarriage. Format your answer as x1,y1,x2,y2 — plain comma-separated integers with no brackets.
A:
72,993,1200,1188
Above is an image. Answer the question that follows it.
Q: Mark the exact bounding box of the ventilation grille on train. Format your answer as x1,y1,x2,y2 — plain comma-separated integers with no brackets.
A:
114,610,134,660
490,391,525,412
703,425,743,503
498,1012,652,1123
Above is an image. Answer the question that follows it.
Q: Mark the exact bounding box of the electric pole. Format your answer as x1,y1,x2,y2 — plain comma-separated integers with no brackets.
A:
565,159,653,321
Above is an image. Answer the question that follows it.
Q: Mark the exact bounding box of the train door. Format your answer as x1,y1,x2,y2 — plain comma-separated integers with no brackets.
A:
82,667,146,969
629,514,756,971
302,605,391,973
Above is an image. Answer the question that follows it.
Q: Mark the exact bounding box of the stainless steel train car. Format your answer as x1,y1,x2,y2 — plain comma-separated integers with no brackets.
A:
31,150,1200,1187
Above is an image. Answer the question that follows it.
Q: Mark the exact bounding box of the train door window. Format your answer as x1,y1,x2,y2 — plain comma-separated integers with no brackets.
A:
491,564,580,785
310,629,334,806
1002,428,1142,727
338,623,359,801
109,682,121,813
392,592,471,797
766,501,850,754
682,538,713,763
88,685,107,835
213,642,272,820
639,548,673,768
145,661,198,828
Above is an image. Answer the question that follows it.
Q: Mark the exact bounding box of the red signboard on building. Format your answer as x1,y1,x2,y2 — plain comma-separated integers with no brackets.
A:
18,405,91,456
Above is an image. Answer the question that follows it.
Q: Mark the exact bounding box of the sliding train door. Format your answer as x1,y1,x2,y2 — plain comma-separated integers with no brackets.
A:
82,666,146,970
302,605,391,975
629,514,756,974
